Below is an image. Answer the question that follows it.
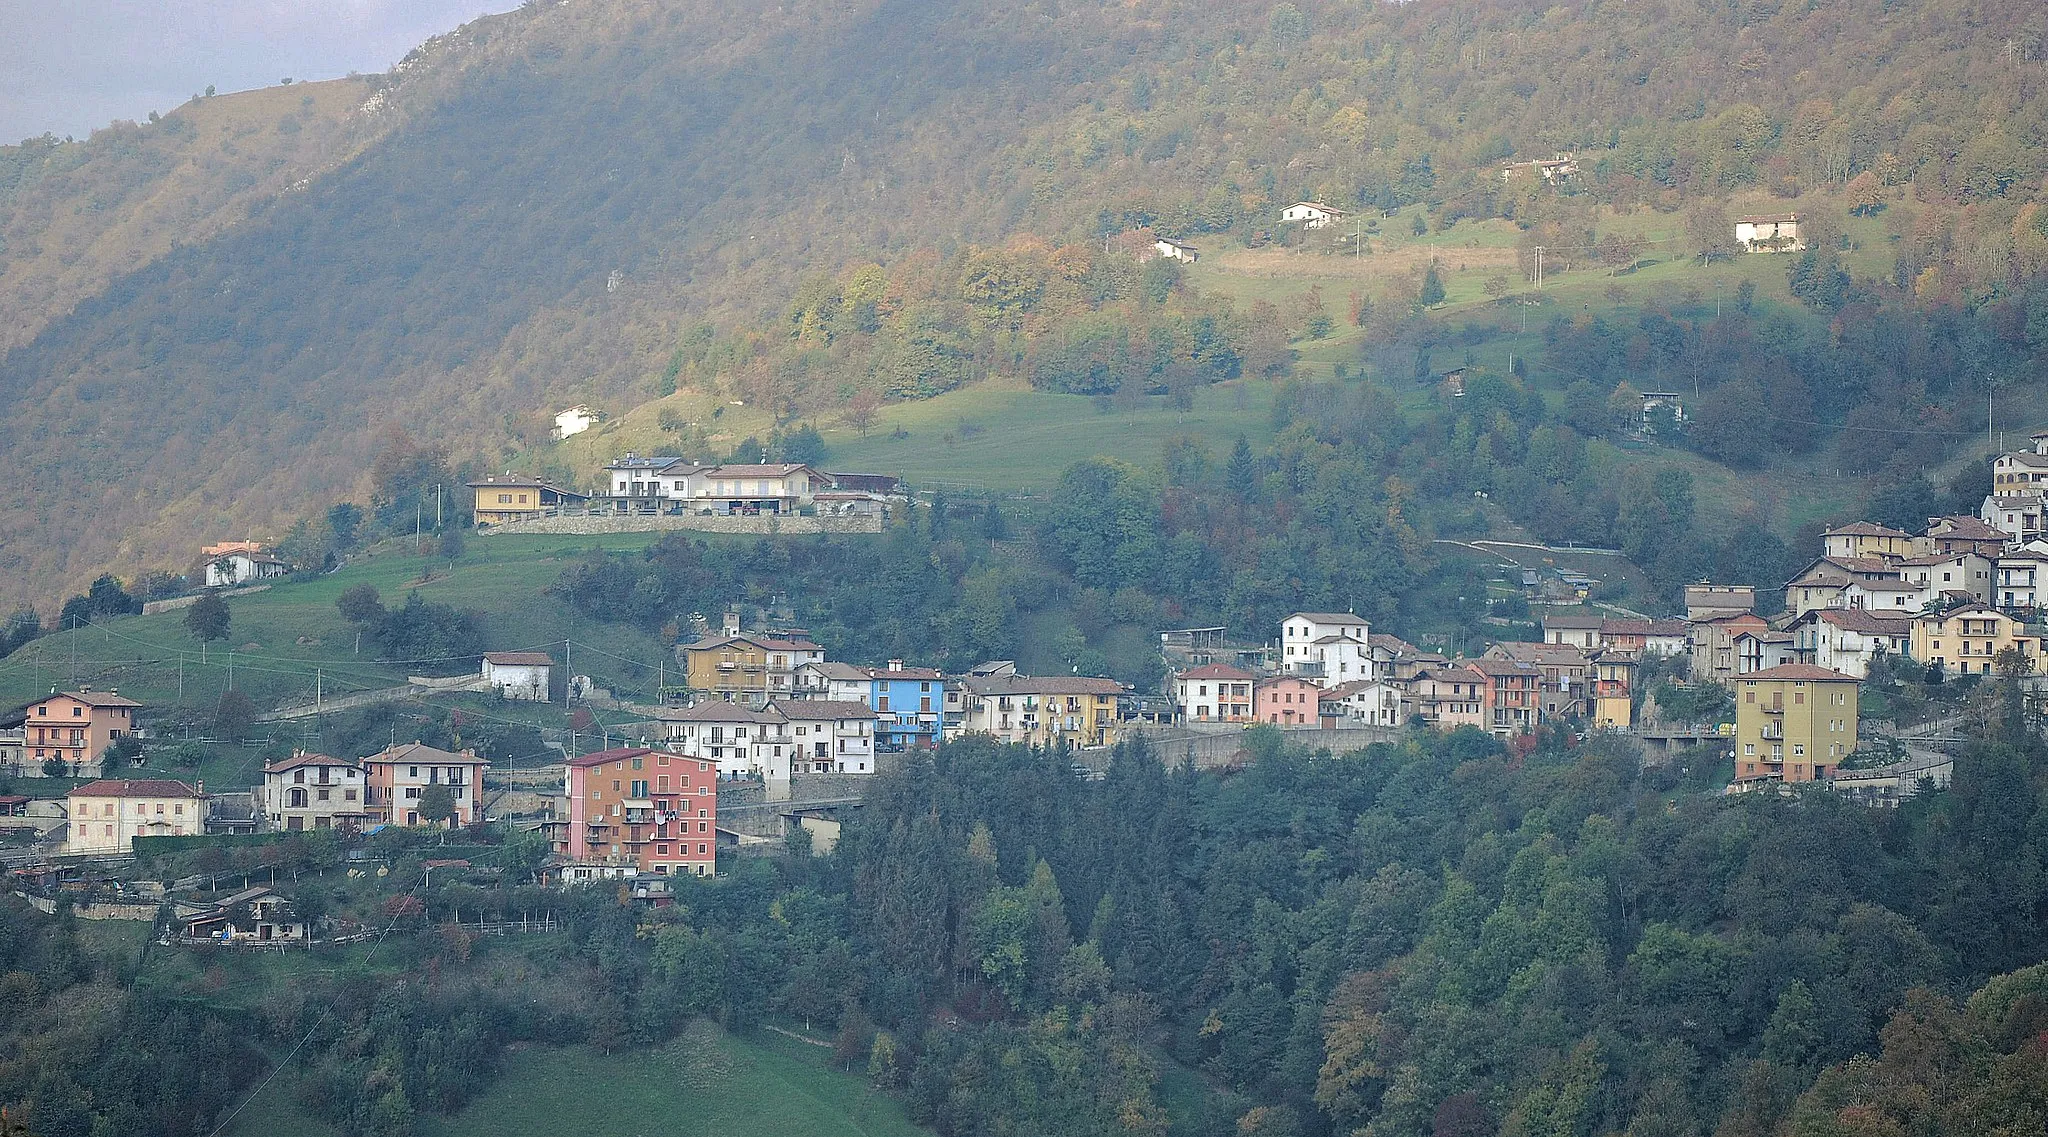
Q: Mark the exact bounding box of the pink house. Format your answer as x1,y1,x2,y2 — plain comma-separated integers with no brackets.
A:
1255,677,1323,726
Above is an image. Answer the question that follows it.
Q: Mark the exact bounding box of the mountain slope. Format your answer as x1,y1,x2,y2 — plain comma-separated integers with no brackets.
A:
0,0,2044,607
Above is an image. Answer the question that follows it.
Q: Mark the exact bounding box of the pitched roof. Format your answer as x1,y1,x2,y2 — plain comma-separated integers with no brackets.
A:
1812,610,1912,635
1487,642,1591,665
1178,663,1254,680
656,703,777,723
46,690,141,709
365,742,485,766
1319,680,1383,699
703,463,820,478
1542,614,1607,629
1600,618,1688,636
1291,612,1369,625
773,699,878,720
69,779,203,798
1737,212,1802,223
864,664,942,681
483,651,554,667
467,475,588,498
1847,579,1924,592
606,455,689,471
262,752,361,774
1366,633,1418,654
965,675,1122,696
566,747,662,769
2002,452,2048,468
1925,516,2004,539
802,661,870,681
1731,629,1794,643
1741,664,1857,681
1464,658,1538,677
1824,522,1911,538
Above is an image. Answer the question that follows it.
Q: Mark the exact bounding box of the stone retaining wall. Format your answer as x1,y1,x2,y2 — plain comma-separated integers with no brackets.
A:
480,513,884,537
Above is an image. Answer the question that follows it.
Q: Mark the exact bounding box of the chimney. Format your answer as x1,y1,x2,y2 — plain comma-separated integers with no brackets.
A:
888,659,904,672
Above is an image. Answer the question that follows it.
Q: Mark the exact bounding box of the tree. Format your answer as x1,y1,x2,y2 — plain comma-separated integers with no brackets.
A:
844,390,881,439
337,583,385,626
185,593,231,643
415,783,458,829
1419,262,1446,308
1847,170,1885,215
1483,275,1511,302
214,690,255,741
438,525,465,562
327,502,363,548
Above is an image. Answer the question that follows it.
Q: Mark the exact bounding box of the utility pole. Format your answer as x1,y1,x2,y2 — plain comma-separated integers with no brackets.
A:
226,652,234,691
316,668,323,713
1533,245,1545,289
436,483,444,531
415,501,422,553
178,652,184,701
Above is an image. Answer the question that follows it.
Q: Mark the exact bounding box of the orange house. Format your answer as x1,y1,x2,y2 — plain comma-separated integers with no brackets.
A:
1464,659,1540,736
557,747,718,877
23,689,141,777
1254,677,1324,725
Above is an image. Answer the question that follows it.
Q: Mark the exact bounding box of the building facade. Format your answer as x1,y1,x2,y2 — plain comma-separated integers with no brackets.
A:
64,779,207,855
1910,604,2040,677
1733,664,1857,784
557,747,717,877
954,676,1124,746
1173,664,1254,723
19,689,141,778
258,752,368,832
363,742,489,827
482,651,553,701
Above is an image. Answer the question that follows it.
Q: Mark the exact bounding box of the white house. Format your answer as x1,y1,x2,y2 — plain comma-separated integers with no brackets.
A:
1173,664,1254,723
204,551,290,588
1896,552,1992,605
1788,610,1911,680
1281,201,1348,229
1279,612,1375,686
482,651,553,701
181,886,310,944
1500,155,1579,183
64,779,207,855
554,405,601,439
1996,546,2048,610
1731,629,1799,675
1319,680,1404,727
1153,238,1199,264
258,752,367,832
1735,213,1806,252
1542,615,1606,650
775,700,878,775
1842,578,1930,613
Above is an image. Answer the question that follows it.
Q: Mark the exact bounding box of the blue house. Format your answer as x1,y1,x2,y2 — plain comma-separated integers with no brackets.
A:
862,662,946,752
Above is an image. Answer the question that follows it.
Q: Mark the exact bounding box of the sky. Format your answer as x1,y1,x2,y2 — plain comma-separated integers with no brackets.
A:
0,0,523,144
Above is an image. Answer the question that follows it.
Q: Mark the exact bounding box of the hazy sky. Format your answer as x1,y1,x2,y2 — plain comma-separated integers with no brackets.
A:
0,0,522,144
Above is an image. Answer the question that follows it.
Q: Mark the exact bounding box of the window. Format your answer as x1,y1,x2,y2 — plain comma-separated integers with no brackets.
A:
632,757,644,770
498,493,513,504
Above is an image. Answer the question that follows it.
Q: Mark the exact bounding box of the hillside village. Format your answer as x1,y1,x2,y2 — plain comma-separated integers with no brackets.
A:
11,433,2044,909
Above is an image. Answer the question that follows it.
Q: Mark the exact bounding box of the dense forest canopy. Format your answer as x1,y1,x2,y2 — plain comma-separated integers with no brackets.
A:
11,711,2048,1136
0,0,2045,606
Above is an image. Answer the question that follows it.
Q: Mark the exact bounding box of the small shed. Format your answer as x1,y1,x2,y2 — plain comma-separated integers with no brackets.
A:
482,652,553,701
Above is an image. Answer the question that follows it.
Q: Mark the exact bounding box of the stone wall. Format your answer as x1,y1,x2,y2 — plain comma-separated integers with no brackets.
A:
479,513,884,537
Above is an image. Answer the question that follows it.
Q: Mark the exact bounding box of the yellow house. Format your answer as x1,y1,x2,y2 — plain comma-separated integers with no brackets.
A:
1588,649,1635,729
1733,664,1858,784
681,632,824,706
1909,604,2039,678
956,676,1125,746
468,475,588,525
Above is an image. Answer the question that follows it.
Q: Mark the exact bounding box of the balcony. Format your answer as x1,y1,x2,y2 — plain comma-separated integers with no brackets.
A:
1761,702,1784,714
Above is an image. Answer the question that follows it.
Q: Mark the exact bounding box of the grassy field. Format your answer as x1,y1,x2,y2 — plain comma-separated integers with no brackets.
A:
226,1021,932,1137
823,376,1283,492
0,532,687,768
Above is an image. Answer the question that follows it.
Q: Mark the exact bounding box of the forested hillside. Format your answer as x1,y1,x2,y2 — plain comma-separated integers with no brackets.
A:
1,0,2046,604
13,713,2048,1137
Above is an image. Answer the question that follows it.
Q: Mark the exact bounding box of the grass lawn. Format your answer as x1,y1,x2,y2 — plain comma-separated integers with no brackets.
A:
825,376,1283,492
0,533,680,724
229,1021,932,1137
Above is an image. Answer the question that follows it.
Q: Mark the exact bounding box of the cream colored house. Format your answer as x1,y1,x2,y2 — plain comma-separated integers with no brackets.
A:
64,779,207,855
258,752,368,832
1281,201,1348,229
1910,604,2040,677
1735,213,1805,252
